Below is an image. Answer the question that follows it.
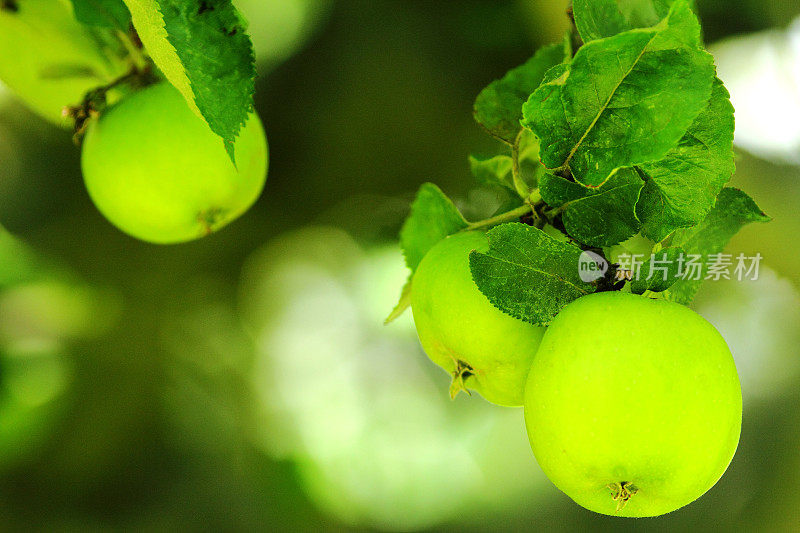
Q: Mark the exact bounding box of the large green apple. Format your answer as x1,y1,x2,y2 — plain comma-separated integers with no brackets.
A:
411,231,546,406
0,0,127,126
524,291,742,517
81,82,268,244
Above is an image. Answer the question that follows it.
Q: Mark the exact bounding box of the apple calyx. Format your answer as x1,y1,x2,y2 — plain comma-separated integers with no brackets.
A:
197,207,228,236
608,481,638,512
448,359,474,399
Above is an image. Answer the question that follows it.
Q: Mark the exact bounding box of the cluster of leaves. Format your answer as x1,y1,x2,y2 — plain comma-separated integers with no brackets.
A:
389,0,768,326
0,0,256,161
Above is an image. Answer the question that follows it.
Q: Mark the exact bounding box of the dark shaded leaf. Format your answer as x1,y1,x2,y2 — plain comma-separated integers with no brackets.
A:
474,41,568,144
540,168,644,247
469,223,595,325
630,246,684,294
70,0,131,29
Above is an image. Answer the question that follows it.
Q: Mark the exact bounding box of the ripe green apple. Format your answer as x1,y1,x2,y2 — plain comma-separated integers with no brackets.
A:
0,0,127,126
81,82,268,244
524,291,742,517
411,231,546,406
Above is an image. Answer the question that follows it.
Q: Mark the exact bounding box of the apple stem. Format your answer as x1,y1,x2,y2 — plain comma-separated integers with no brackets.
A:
608,481,638,512
510,130,531,199
465,204,533,232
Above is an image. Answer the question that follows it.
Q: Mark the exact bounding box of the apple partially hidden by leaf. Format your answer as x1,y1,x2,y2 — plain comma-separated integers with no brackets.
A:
81,82,268,244
411,231,545,406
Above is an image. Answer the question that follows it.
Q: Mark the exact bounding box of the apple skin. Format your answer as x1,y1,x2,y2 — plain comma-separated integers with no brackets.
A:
411,231,546,406
81,82,268,244
524,291,742,517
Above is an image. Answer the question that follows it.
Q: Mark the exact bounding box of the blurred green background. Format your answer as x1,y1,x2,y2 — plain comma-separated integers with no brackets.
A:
1,1,799,531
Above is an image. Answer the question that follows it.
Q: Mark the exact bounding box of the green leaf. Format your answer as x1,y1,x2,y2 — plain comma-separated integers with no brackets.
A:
473,41,568,144
469,223,595,325
636,78,736,241
667,188,770,304
384,276,412,325
70,0,131,29
522,0,714,186
540,168,644,247
489,192,525,218
516,128,542,161
469,154,515,192
399,183,469,273
123,0,256,162
469,130,543,196
630,246,684,294
390,184,469,324
573,0,675,42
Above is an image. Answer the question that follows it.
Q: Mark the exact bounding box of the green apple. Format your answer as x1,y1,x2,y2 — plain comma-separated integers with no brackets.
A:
411,231,546,406
81,82,268,244
0,0,127,126
524,291,742,517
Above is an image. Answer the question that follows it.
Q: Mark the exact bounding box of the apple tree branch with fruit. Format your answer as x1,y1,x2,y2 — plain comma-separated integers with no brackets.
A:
0,0,773,522
0,0,267,244
387,0,769,518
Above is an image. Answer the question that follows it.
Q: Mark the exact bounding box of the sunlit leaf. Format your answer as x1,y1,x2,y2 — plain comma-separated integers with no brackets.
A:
667,188,770,304
469,154,515,192
573,0,676,42
384,276,412,325
636,78,736,241
522,0,714,186
399,183,469,272
389,184,469,323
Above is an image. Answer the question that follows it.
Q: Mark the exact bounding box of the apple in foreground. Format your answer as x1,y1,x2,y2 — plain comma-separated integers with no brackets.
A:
411,231,546,406
524,291,742,517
